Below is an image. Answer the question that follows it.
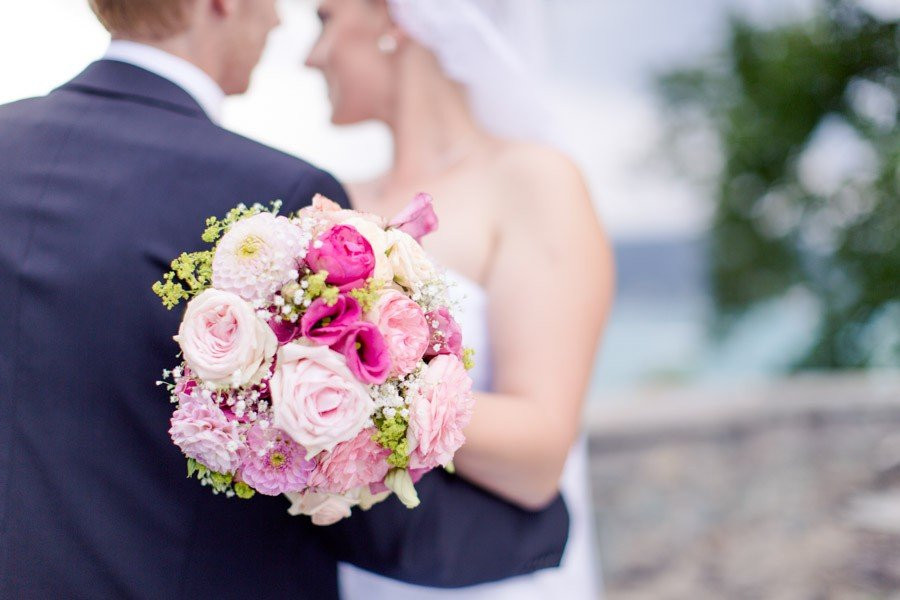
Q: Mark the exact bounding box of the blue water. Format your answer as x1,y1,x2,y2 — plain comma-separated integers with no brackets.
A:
588,238,821,399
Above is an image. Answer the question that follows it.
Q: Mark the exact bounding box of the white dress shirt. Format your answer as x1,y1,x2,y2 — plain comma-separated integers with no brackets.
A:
103,40,225,124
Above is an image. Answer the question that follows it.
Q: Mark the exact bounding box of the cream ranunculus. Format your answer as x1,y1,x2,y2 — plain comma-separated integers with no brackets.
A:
343,216,394,283
386,229,436,290
175,289,277,388
270,344,374,459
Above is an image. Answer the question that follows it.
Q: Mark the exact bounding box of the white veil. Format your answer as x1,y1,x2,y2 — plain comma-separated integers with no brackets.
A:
387,0,559,145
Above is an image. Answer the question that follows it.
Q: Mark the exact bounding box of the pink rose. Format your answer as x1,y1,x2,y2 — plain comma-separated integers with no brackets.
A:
424,307,463,358
175,289,277,388
309,428,390,494
408,355,475,470
299,295,362,346
306,225,375,292
286,490,356,525
389,193,439,243
368,290,430,377
333,322,392,385
270,344,374,458
169,397,243,474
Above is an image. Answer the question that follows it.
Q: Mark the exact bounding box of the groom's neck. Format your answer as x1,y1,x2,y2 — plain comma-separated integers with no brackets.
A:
112,33,227,93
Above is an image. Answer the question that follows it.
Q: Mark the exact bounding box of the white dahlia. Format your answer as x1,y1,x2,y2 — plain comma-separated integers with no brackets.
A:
212,213,308,302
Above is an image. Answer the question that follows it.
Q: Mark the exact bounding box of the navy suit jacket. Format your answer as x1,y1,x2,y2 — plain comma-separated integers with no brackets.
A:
0,60,568,599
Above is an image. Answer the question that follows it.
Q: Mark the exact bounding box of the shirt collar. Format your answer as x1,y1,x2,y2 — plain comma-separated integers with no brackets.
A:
103,40,225,124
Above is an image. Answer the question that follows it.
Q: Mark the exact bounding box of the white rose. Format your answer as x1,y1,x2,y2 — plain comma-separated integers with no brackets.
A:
343,217,394,283
175,289,277,388
386,229,436,290
286,490,357,525
270,344,374,459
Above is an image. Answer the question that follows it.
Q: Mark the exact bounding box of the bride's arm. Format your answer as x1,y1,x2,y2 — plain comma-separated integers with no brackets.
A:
452,147,614,510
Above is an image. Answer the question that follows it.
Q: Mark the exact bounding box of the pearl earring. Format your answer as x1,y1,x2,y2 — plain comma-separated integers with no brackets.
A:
377,34,398,54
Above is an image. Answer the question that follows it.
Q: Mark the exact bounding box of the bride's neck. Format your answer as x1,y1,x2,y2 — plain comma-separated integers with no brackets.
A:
384,48,490,186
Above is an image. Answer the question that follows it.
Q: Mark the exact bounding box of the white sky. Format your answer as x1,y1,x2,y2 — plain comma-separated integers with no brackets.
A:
3,0,889,240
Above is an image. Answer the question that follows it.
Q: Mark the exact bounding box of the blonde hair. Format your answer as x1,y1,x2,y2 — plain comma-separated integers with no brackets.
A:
88,0,195,39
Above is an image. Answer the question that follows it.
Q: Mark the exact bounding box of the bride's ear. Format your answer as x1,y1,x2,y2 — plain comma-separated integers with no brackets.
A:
209,0,238,19
370,0,408,42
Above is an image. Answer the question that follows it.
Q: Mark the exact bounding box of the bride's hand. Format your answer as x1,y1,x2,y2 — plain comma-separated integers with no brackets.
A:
452,146,614,510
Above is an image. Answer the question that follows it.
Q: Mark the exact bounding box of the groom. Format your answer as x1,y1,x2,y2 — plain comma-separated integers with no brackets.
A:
0,0,568,598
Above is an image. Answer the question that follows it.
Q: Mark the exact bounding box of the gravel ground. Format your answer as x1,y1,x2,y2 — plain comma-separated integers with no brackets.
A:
586,374,900,600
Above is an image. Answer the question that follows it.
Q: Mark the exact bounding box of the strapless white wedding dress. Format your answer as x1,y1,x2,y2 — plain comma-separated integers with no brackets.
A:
338,269,602,599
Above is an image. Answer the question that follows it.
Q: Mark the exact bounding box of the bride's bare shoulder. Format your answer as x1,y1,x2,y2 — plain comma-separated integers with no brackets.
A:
489,141,591,210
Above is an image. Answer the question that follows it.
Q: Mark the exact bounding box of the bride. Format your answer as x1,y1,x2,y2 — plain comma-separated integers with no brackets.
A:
304,0,613,597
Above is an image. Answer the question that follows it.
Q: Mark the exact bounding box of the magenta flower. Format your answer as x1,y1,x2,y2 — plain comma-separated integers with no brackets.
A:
269,317,302,345
424,307,463,358
306,225,375,292
333,322,391,385
238,425,315,496
389,193,439,243
300,295,362,346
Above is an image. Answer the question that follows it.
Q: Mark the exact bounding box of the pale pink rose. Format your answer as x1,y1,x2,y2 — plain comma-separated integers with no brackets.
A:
389,193,439,243
270,344,374,459
368,290,430,377
408,355,475,470
309,428,390,494
175,289,277,388
298,195,386,236
169,397,242,474
286,490,357,526
212,212,307,302
311,194,343,213
385,229,436,290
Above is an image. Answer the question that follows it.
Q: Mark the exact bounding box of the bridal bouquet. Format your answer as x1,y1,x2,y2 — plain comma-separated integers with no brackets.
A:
153,194,474,525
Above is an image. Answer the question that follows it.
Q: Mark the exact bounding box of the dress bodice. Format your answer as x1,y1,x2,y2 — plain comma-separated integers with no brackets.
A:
444,268,493,393
338,269,602,599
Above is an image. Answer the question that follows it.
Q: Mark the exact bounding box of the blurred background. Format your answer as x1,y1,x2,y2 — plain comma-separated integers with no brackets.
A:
3,0,899,597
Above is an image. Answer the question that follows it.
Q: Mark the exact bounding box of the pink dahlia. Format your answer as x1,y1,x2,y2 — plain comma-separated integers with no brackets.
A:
238,425,315,496
212,213,307,302
169,397,243,474
309,428,390,494
408,355,475,470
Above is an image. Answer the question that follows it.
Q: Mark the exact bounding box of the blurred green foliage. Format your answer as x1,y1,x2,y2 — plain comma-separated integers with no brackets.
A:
659,0,899,369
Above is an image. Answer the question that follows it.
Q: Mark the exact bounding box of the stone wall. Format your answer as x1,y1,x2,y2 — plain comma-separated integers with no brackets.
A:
585,373,900,599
